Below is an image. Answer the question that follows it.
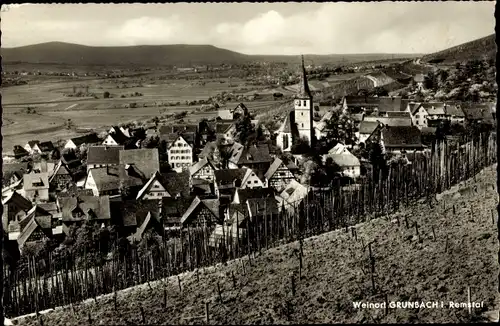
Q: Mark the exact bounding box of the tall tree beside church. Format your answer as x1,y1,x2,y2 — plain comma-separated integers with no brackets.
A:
324,110,358,147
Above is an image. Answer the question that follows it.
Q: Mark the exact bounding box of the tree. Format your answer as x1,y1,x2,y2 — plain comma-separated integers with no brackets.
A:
235,114,255,145
324,110,358,147
372,86,388,97
367,140,387,181
103,91,110,99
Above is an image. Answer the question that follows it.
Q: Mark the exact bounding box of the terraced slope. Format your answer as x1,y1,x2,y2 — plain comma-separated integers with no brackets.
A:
14,164,499,325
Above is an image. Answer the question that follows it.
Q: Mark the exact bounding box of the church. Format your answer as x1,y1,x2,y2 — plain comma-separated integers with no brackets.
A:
276,55,315,152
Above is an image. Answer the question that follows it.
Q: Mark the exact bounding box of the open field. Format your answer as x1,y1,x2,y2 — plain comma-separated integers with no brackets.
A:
2,71,294,154
13,164,499,325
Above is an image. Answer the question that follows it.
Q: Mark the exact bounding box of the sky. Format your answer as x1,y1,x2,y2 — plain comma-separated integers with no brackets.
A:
1,2,496,55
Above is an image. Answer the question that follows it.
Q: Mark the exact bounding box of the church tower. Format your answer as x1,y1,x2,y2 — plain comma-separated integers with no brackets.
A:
293,55,314,146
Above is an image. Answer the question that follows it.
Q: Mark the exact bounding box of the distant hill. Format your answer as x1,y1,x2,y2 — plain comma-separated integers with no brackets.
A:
1,42,421,67
421,34,496,64
0,42,252,67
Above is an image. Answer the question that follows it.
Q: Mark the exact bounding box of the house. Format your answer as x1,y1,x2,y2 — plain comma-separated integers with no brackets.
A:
380,126,426,154
443,103,465,124
232,187,275,205
180,197,220,227
198,141,222,167
2,191,33,232
215,122,237,144
3,163,30,188
64,133,101,150
277,180,310,214
109,126,131,138
161,197,194,229
159,124,198,148
136,171,171,201
461,102,496,125
166,135,194,173
49,160,74,190
356,121,383,144
323,152,361,179
214,168,247,198
127,211,164,243
410,102,447,128
120,199,161,236
15,210,53,251
342,96,407,114
85,165,145,197
87,146,124,171
264,157,297,191
160,170,191,199
217,109,233,120
102,128,137,148
228,142,273,172
240,168,267,189
37,141,56,154
363,113,413,127
189,158,218,183
24,141,40,155
231,103,249,119
13,145,29,159
59,195,111,233
119,148,160,179
314,110,334,140
23,172,49,202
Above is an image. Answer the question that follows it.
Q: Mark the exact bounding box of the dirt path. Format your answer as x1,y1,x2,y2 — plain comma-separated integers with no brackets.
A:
13,164,498,325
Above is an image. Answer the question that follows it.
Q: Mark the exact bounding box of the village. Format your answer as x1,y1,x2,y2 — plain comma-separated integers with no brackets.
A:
2,55,496,270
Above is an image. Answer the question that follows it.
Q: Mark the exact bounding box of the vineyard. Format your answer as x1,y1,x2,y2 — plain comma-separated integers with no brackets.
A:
4,132,498,324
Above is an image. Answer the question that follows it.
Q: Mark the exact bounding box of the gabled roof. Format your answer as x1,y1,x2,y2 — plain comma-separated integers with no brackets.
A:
381,126,425,148
189,158,217,176
246,196,279,217
26,140,40,148
443,104,465,117
159,171,190,198
69,133,100,146
265,157,284,180
278,113,293,134
358,121,382,135
363,116,412,127
23,172,49,191
385,111,412,119
180,196,220,225
328,143,349,155
234,188,275,205
161,197,193,224
105,130,129,146
1,190,32,208
119,148,160,179
214,168,247,186
230,143,272,165
136,171,171,200
38,141,55,152
3,163,30,185
279,180,309,205
87,146,124,165
18,205,52,231
166,134,193,149
326,153,360,167
215,122,235,134
121,199,160,227
461,102,496,121
59,195,111,222
421,102,446,115
160,124,198,134
87,166,134,192
199,141,218,160
17,214,52,247
344,96,406,111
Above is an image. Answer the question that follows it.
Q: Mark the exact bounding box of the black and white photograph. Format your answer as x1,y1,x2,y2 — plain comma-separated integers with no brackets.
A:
1,2,498,324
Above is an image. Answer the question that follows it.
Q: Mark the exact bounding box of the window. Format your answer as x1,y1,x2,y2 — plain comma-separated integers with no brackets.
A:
254,180,258,184
301,112,304,116
415,115,420,119
247,181,251,184
301,123,304,128
416,121,419,125
303,100,306,106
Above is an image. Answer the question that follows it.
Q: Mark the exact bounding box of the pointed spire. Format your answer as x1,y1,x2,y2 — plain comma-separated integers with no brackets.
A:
297,55,312,99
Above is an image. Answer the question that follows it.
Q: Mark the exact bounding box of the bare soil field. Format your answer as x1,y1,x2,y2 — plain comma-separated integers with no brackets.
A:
14,165,499,325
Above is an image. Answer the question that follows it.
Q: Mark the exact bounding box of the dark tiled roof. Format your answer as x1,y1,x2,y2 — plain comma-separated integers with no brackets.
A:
382,126,424,148
58,188,94,197
59,195,111,222
358,121,381,135
345,96,406,111
121,199,160,227
23,173,49,191
159,124,198,134
215,122,234,134
69,133,100,146
160,171,190,198
87,146,124,165
264,158,283,180
363,116,412,127
235,188,275,204
162,197,193,224
106,130,130,145
180,197,220,225
229,143,272,166
461,103,495,122
27,140,40,148
214,168,247,186
38,141,55,152
444,104,465,117
247,197,279,217
119,148,160,179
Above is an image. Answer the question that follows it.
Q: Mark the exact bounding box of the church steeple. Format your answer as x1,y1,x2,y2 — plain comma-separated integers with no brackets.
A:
297,55,312,99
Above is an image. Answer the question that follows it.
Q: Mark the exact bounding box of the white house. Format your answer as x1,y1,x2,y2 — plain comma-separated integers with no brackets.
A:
240,168,267,189
136,171,171,201
167,135,193,173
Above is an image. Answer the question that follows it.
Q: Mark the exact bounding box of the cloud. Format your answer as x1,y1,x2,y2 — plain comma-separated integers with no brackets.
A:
210,2,495,55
